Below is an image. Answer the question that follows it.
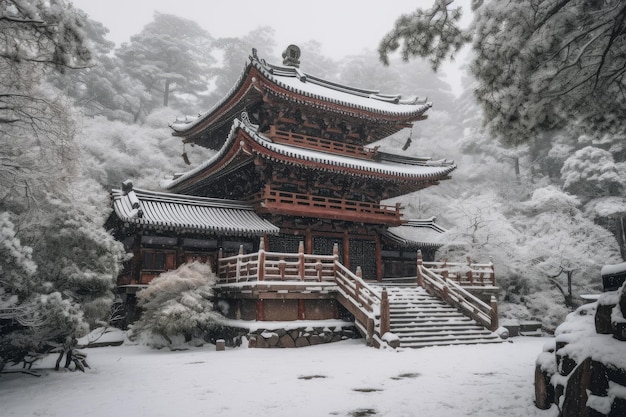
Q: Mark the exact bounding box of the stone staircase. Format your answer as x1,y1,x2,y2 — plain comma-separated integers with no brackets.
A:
375,284,503,349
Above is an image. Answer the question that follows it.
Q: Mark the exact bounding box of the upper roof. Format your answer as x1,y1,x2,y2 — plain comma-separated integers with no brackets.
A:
166,118,456,194
111,186,279,237
169,48,431,143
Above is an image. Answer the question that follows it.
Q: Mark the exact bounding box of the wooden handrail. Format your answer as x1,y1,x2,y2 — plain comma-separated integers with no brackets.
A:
266,126,377,160
254,185,403,225
422,258,496,287
334,262,390,347
216,239,392,348
417,251,499,331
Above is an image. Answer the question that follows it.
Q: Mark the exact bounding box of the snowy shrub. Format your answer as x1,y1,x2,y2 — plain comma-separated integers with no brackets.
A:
561,146,623,200
130,262,221,349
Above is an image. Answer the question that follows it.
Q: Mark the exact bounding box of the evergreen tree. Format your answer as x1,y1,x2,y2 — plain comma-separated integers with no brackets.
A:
130,262,220,349
379,0,626,147
116,12,214,111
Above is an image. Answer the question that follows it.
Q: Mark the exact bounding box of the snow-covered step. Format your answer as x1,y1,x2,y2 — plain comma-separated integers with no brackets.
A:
373,284,503,349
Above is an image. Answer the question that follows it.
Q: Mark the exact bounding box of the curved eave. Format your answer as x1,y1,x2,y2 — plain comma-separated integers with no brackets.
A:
111,188,279,237
167,119,456,192
384,218,448,249
170,53,432,139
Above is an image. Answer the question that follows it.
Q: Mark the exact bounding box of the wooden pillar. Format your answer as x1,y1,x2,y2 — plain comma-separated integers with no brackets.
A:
305,227,312,254
256,299,264,321
131,234,141,285
298,299,306,320
262,234,269,253
343,231,350,269
375,235,383,282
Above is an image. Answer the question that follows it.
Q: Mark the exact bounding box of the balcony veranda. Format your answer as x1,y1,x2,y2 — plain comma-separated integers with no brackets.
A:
252,185,404,226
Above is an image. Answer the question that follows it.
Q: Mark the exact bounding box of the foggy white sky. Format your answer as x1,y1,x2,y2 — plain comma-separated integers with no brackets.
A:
69,0,471,92
70,0,470,58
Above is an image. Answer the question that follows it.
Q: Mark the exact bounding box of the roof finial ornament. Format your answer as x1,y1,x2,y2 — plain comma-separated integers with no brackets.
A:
282,44,301,67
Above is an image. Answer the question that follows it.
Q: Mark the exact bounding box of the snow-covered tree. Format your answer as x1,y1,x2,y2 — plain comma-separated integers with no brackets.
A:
208,26,275,105
130,262,220,349
0,1,128,371
561,146,624,200
77,109,214,190
22,180,126,328
48,10,150,123
116,12,214,110
379,0,626,147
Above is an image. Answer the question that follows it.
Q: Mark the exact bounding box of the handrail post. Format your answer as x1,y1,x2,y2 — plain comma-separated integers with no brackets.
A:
236,245,244,280
381,288,390,336
258,237,265,282
332,243,339,279
315,259,323,282
416,250,424,287
298,241,305,280
279,257,286,280
490,296,499,331
356,267,363,304
490,257,496,286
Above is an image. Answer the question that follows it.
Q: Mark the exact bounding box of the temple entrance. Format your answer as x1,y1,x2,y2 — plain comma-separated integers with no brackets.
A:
349,238,376,279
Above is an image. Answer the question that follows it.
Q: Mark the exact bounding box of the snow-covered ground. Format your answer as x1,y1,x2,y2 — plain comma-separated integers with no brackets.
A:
1,336,558,417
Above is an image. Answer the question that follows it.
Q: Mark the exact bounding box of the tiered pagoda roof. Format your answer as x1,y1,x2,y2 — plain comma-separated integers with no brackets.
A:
111,187,279,236
166,118,455,196
170,49,432,149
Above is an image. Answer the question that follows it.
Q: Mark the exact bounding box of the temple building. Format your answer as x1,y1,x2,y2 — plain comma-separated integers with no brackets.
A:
169,46,454,276
108,46,501,347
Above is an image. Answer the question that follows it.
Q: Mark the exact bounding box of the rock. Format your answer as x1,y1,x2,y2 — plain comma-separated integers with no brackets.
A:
248,337,257,348
596,303,615,334
280,334,295,348
309,335,321,345
295,337,310,347
562,358,592,417
534,364,554,410
216,339,225,351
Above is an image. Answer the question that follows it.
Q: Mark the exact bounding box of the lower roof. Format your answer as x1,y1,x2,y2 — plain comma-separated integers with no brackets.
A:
384,218,447,248
111,187,279,237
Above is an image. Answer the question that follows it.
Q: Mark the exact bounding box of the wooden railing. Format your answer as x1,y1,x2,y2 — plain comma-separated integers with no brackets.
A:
422,258,496,287
334,263,390,348
216,239,391,347
417,251,499,331
217,241,335,283
254,185,403,225
265,126,377,160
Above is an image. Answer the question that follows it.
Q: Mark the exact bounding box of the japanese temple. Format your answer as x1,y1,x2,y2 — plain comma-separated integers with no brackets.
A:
108,46,501,348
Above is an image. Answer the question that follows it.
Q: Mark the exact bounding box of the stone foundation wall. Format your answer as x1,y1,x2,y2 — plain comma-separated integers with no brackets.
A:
214,323,360,348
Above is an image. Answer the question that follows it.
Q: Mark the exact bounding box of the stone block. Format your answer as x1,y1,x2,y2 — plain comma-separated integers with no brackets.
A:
280,334,295,348
295,337,310,348
248,337,257,348
216,339,225,351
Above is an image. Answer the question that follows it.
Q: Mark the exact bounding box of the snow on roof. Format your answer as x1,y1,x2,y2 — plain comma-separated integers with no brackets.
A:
111,187,279,236
166,118,456,191
262,61,431,116
601,262,626,277
384,218,448,248
170,49,431,134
